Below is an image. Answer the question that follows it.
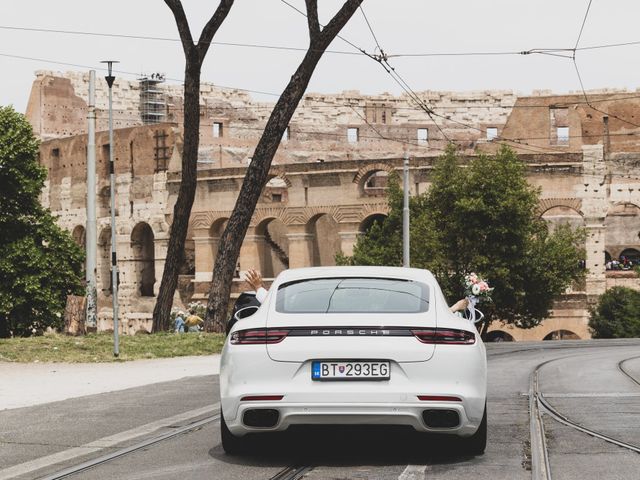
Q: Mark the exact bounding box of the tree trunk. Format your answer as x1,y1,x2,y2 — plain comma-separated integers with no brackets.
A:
0,317,9,338
64,294,86,335
205,0,364,332
152,0,234,332
152,60,201,332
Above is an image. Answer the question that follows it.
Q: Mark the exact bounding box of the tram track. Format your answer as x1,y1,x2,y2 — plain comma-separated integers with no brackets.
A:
36,414,221,480
267,465,314,480
33,410,315,480
529,353,640,480
618,355,640,387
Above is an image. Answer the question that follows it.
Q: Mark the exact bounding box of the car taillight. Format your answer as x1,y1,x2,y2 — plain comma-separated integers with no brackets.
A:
417,395,462,402
411,328,476,345
240,395,284,401
230,328,289,345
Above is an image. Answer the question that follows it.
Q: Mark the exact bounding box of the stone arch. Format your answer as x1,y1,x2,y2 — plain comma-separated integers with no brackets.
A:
542,329,581,340
359,213,388,233
209,217,229,237
537,198,583,217
251,207,291,228
541,205,585,232
131,222,155,297
353,162,395,185
255,217,289,278
72,225,86,249
485,330,515,342
306,213,341,266
266,171,292,188
620,248,640,263
98,227,112,295
354,164,394,197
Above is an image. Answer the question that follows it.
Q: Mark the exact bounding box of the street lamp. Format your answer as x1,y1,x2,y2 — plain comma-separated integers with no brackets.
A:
402,153,410,267
101,60,120,357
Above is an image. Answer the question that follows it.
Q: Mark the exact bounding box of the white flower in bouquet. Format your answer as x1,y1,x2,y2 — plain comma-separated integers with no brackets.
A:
463,272,494,303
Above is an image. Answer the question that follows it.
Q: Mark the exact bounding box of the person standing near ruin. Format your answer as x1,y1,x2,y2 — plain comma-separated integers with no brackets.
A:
184,309,203,332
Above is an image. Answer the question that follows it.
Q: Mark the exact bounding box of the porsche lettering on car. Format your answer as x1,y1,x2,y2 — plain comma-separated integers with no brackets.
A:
219,266,487,455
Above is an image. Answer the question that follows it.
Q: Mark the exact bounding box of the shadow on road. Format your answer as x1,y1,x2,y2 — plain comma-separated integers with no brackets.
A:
209,425,477,467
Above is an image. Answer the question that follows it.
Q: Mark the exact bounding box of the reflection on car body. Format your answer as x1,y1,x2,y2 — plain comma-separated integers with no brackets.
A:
220,266,487,455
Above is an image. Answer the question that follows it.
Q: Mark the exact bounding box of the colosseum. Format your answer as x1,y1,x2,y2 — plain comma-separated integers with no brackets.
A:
26,70,640,340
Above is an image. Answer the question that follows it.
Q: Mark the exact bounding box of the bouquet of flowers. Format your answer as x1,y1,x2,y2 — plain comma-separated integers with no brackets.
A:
460,272,493,323
463,272,493,303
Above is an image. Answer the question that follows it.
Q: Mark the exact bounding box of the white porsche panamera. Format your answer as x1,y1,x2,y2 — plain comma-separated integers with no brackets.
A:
219,266,487,455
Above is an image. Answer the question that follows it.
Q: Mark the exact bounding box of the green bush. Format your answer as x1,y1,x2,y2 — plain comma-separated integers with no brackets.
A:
589,287,640,338
0,106,84,337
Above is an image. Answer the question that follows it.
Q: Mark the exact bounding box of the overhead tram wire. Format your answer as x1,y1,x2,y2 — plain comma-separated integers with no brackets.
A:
569,0,640,130
6,24,640,59
0,25,359,56
352,4,452,142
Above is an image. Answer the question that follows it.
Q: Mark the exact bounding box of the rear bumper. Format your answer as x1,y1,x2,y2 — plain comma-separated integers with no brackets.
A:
225,400,480,437
220,340,487,438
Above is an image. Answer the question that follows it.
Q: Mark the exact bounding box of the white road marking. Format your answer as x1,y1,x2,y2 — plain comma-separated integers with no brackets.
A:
398,464,428,480
0,403,219,480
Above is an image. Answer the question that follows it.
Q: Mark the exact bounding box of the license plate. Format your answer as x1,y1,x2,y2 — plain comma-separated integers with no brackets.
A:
311,361,390,380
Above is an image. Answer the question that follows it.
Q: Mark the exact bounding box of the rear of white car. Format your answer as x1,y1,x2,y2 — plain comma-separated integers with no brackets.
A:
220,266,487,454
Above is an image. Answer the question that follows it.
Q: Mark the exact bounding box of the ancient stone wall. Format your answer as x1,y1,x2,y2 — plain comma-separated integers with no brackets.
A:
31,71,640,338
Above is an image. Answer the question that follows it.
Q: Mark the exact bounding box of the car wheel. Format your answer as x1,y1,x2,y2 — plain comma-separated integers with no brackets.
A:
221,412,248,455
460,404,487,455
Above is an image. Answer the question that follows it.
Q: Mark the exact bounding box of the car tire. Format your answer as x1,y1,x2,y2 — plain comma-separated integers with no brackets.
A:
221,412,248,455
460,404,487,455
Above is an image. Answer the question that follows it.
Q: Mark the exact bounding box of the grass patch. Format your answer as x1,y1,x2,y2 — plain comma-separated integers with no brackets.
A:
0,332,225,363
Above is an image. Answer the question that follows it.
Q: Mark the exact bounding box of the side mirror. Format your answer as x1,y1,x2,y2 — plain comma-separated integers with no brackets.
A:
234,305,259,321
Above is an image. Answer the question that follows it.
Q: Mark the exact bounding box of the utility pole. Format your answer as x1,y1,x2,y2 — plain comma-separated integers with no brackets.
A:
402,153,410,267
85,70,97,330
101,60,120,357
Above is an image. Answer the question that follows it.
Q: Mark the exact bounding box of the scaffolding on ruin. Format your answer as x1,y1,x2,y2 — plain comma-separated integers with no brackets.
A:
138,73,166,125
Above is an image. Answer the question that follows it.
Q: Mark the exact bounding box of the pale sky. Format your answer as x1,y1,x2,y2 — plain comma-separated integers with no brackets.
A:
1,0,639,112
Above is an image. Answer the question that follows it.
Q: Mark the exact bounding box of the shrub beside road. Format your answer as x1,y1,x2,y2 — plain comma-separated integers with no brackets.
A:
0,332,225,363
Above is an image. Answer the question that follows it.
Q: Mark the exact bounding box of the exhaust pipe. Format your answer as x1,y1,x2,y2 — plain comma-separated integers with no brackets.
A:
422,409,460,428
243,409,280,428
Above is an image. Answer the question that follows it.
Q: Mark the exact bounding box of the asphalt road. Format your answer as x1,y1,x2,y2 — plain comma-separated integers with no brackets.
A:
2,339,640,480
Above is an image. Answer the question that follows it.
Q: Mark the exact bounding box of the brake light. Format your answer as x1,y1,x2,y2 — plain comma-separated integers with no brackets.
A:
230,328,289,345
417,395,462,402
240,395,284,401
411,328,475,345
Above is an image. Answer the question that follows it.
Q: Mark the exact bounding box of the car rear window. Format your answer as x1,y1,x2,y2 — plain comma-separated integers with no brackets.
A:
275,277,429,314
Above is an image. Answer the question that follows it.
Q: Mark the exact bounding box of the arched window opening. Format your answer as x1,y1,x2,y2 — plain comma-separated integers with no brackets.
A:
98,227,112,295
72,225,86,249
263,177,288,203
362,170,389,197
256,218,289,278
131,223,155,297
359,214,388,234
485,331,515,342
620,248,640,264
543,330,580,341
540,206,584,231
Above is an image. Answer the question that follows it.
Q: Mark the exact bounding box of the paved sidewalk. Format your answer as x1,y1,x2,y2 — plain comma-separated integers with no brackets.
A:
0,355,220,410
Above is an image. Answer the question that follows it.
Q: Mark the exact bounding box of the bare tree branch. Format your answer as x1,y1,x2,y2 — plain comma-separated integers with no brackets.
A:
205,0,364,332
305,0,320,40
197,0,235,62
164,0,195,53
316,0,363,49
